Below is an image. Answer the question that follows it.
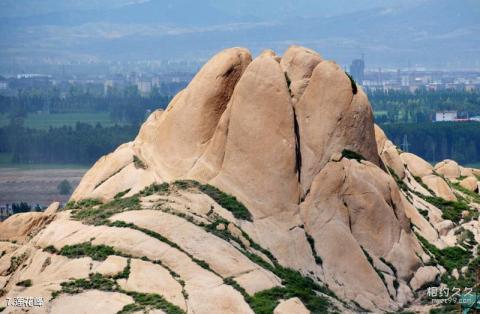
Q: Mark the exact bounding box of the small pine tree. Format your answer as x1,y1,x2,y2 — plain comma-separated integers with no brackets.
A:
57,180,72,195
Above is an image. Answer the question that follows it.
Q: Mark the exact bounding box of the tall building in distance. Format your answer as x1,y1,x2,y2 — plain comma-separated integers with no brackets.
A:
349,55,365,85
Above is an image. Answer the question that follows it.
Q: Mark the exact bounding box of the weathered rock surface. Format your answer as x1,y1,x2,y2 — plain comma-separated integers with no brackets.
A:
1,46,479,314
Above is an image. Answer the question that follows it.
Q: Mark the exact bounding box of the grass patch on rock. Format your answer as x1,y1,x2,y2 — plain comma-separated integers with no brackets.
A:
417,234,472,273
16,279,32,287
53,273,185,314
422,195,471,223
173,180,253,221
56,242,119,261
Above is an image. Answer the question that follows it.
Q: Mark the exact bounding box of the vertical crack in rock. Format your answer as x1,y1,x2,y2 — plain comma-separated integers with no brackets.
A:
293,108,302,185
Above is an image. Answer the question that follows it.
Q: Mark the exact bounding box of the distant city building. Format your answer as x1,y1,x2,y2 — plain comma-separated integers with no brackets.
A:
104,80,115,94
137,81,152,96
0,81,7,90
349,58,365,84
435,111,457,122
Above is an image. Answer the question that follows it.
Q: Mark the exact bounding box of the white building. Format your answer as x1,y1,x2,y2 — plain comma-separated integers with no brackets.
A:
435,111,457,122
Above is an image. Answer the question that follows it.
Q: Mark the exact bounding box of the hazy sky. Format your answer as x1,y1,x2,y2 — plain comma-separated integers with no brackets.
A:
0,0,479,69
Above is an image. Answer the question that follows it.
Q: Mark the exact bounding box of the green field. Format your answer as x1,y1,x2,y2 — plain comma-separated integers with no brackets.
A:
0,153,88,170
0,112,123,130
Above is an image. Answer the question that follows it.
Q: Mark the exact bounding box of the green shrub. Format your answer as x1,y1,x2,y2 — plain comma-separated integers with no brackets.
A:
452,182,480,203
139,183,169,196
114,259,131,280
58,242,117,261
417,234,471,272
16,279,32,287
114,189,131,199
198,184,252,221
305,233,322,265
123,292,185,314
72,196,140,225
341,149,365,162
43,245,58,254
423,196,470,223
60,273,116,295
133,155,147,169
65,198,102,210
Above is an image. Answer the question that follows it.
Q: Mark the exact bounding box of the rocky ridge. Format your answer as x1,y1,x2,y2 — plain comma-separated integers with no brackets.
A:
0,46,479,314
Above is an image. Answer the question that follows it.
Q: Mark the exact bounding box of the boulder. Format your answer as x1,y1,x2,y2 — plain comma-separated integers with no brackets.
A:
280,45,322,104
400,153,433,178
409,266,440,291
0,212,54,243
421,175,457,201
435,160,461,179
460,176,479,192
274,297,309,314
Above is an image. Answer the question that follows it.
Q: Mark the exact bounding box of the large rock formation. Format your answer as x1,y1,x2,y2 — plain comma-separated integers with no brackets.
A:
1,46,479,314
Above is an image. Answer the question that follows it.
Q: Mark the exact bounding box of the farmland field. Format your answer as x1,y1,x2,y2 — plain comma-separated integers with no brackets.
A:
0,112,123,129
0,166,87,206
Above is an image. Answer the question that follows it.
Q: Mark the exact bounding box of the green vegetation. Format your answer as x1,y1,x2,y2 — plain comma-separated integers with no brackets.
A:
173,180,253,221
71,196,140,225
341,149,365,162
417,234,471,273
113,259,131,280
0,123,139,165
0,112,120,130
65,198,102,210
58,273,116,295
16,279,32,287
422,195,471,223
54,271,185,313
198,184,252,221
305,233,323,265
56,242,118,261
119,292,185,314
138,182,169,196
225,267,334,314
452,182,480,204
133,155,147,169
114,189,131,199
361,247,387,289
7,253,28,275
381,122,480,165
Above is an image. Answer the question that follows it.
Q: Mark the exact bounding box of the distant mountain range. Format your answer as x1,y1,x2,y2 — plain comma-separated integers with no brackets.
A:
0,0,479,68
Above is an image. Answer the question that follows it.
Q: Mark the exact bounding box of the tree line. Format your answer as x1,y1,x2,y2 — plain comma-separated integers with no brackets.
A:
370,89,480,124
0,86,172,126
0,123,138,164
381,122,480,165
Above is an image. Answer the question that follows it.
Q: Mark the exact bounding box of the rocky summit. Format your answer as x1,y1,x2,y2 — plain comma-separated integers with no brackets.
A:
1,46,480,314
